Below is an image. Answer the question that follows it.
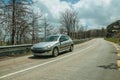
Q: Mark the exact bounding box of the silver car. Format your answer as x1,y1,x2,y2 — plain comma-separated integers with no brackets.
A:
31,34,74,57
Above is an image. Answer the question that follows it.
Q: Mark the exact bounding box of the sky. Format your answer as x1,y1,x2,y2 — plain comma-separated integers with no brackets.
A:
32,0,120,29
3,0,120,29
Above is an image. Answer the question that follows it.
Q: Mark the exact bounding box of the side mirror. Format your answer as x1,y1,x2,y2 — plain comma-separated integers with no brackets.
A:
59,39,64,42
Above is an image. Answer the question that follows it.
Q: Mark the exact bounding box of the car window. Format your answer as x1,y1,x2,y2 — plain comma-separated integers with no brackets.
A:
45,36,59,42
60,35,69,41
65,35,70,40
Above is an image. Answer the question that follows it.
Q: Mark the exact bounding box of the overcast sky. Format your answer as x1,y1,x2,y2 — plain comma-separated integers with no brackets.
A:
32,0,120,29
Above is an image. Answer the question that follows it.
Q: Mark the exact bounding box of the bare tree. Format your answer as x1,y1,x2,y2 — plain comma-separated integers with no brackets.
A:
0,1,10,45
29,10,43,44
40,14,50,40
60,9,79,39
0,0,33,45
43,15,49,40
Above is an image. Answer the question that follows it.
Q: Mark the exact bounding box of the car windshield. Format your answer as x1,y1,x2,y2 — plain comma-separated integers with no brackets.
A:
44,36,59,42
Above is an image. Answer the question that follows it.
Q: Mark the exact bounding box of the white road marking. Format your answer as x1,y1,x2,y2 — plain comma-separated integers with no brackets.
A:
0,44,96,79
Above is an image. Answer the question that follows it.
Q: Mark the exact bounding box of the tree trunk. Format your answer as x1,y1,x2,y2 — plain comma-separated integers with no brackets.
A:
11,0,16,45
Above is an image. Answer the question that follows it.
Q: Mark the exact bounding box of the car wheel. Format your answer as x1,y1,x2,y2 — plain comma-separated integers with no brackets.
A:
69,45,73,52
34,54,38,57
52,48,59,57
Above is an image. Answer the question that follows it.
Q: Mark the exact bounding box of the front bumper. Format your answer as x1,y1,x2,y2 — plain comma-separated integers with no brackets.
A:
31,49,53,56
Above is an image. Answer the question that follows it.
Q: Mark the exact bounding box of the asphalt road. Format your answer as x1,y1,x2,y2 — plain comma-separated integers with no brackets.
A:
0,38,120,80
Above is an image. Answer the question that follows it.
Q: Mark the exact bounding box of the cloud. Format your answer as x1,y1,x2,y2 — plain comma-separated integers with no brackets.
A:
74,0,120,28
60,0,80,4
33,0,70,19
33,0,120,29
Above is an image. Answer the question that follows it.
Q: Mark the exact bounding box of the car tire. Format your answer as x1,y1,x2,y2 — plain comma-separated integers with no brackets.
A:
52,48,59,57
34,55,38,57
69,45,73,52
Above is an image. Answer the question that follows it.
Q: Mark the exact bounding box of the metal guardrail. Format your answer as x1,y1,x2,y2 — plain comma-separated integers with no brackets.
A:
0,38,92,57
73,38,91,44
0,44,32,49
0,44,33,57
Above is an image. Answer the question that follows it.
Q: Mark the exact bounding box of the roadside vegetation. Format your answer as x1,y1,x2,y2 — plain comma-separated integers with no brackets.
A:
106,20,120,45
73,39,91,45
0,41,7,46
105,38,120,44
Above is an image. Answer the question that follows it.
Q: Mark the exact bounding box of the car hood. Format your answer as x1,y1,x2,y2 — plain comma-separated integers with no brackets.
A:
33,41,58,48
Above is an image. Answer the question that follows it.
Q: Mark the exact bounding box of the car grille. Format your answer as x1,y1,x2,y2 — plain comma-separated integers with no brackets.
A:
32,48,50,53
33,48,43,50
32,50,46,53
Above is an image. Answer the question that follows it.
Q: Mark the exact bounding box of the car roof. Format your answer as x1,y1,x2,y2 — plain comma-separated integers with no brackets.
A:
49,34,68,37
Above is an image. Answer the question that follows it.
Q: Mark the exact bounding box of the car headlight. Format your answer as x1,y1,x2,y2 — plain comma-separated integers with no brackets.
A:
31,46,34,50
44,45,51,50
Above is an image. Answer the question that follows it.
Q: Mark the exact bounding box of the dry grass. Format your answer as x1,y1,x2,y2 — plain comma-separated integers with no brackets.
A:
104,38,120,44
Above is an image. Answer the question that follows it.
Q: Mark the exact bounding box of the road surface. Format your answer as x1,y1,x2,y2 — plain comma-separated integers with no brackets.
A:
0,38,120,80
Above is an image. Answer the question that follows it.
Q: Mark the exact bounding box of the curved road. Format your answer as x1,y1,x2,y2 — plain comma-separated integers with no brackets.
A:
0,38,120,80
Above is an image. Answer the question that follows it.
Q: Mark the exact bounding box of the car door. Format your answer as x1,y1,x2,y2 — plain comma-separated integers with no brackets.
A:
59,35,69,51
64,35,71,49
